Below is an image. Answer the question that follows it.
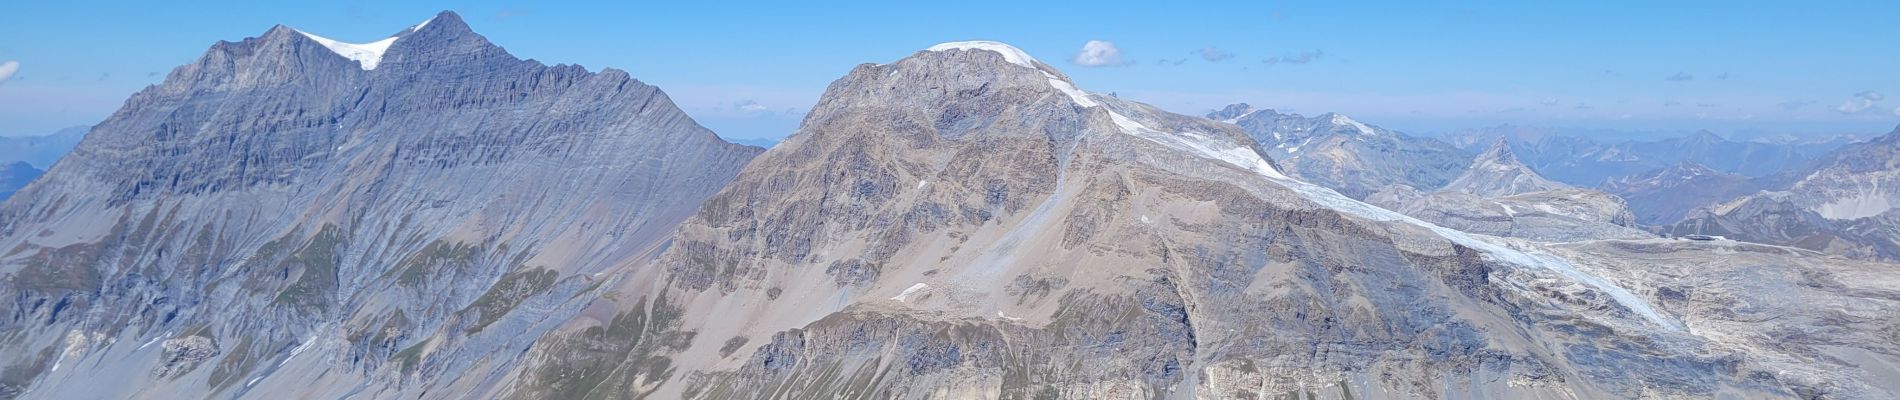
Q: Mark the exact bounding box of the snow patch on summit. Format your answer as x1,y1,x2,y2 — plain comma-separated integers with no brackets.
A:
294,30,399,70
925,41,1042,69
292,16,434,70
1330,113,1378,135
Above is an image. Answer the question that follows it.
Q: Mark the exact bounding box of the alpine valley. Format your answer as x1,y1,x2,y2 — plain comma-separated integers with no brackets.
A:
2,11,1897,400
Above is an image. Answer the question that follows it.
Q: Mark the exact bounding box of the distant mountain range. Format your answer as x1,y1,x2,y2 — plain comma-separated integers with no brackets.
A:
1444,124,1849,186
0,125,87,170
0,125,88,201
0,162,43,200
1211,104,1469,199
1369,141,1651,242
1673,125,1900,260
1600,161,1761,225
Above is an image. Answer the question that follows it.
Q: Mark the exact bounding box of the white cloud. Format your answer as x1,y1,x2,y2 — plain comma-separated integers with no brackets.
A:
1893,105,1900,117
1197,46,1233,62
734,100,770,113
0,61,18,83
1263,50,1325,65
1071,40,1127,67
1835,91,1885,114
1838,98,1876,114
1540,97,1559,106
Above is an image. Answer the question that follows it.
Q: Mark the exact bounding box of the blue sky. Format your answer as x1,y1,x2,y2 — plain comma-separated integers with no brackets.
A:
1,1,1896,139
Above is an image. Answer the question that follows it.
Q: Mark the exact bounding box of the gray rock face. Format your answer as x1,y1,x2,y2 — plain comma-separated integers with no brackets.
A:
1212,103,1470,199
0,11,760,398
505,42,1895,400
1600,161,1761,225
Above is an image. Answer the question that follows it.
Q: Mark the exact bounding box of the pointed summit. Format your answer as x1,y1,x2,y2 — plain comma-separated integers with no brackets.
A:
1473,139,1524,169
1321,112,1380,136
1208,103,1258,122
1442,139,1569,196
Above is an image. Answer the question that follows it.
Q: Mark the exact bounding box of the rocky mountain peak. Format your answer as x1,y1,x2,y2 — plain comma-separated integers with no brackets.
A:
1473,139,1527,170
1320,112,1379,135
1686,129,1724,144
1442,139,1570,196
1208,102,1259,121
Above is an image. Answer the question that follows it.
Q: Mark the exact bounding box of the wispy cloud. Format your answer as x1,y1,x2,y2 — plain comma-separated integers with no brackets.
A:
1156,58,1188,66
1777,100,1815,110
1715,72,1730,80
1262,49,1325,65
1071,40,1130,67
734,100,770,113
1836,91,1885,114
1539,97,1559,106
0,61,18,84
1197,46,1234,62
1664,72,1694,82
1664,100,1683,107
1893,106,1900,117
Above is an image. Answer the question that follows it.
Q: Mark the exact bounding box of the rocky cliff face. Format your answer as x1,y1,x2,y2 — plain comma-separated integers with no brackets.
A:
0,11,760,399
1211,104,1469,199
501,42,1898,399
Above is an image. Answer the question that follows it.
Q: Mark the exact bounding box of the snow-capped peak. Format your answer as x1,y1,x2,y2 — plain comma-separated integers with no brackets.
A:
292,16,433,70
1222,106,1261,124
1329,113,1378,135
924,41,1041,69
410,17,435,32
